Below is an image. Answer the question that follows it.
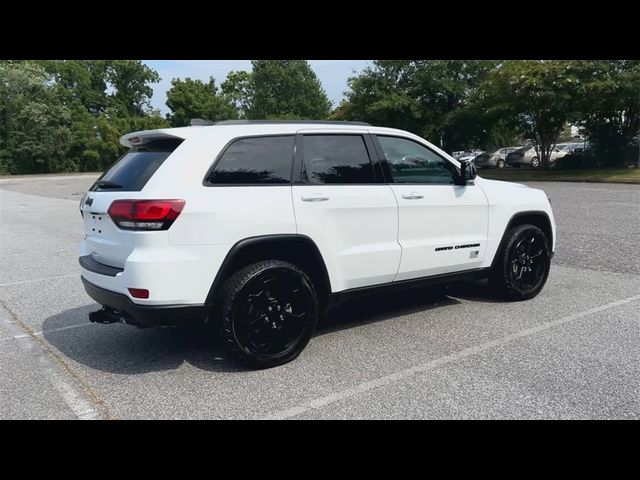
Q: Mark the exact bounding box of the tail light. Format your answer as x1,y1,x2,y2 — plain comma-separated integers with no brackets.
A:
107,199,185,231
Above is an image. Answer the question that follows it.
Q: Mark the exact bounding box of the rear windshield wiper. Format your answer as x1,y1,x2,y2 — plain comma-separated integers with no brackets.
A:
95,180,123,189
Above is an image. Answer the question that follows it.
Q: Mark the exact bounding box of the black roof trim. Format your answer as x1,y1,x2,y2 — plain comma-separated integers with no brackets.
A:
213,120,371,126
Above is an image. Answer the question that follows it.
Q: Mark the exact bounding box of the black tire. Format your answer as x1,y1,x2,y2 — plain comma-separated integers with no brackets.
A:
496,159,505,169
216,260,319,369
489,224,551,300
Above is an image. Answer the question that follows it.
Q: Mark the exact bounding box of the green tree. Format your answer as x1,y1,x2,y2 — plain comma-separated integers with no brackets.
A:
220,70,253,119
571,60,640,166
0,61,72,174
477,60,582,167
38,60,110,115
165,77,237,127
249,60,331,119
107,60,160,117
341,60,498,152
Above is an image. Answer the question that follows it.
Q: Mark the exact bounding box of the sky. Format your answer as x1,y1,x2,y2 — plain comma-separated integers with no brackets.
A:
143,60,372,115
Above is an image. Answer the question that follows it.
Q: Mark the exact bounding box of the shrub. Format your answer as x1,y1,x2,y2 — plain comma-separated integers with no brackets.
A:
553,152,598,170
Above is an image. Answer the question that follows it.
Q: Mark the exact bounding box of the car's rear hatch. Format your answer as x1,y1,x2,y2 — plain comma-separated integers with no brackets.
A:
80,134,184,269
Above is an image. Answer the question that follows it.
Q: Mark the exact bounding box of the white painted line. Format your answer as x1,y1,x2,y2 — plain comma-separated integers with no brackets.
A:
262,293,640,420
0,273,80,287
33,349,101,420
11,321,95,340
0,301,105,420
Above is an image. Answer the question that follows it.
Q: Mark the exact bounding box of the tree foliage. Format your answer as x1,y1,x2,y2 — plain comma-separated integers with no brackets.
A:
0,62,72,174
0,60,166,174
248,60,331,119
165,77,237,127
220,70,253,118
570,60,640,166
477,60,580,166
1,59,637,175
339,60,504,152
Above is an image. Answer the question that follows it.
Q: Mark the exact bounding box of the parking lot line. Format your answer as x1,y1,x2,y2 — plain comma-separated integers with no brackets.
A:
0,273,80,288
10,322,94,341
261,293,640,420
0,300,108,420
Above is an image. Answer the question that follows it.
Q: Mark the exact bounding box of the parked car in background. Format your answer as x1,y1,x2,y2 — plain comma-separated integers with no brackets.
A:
453,150,482,160
557,142,589,154
475,147,520,169
506,145,567,168
457,150,488,164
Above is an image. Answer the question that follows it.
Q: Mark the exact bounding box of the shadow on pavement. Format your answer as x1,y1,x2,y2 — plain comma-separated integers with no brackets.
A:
42,281,501,375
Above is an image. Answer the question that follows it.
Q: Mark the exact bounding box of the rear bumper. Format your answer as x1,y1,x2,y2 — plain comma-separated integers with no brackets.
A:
81,277,206,327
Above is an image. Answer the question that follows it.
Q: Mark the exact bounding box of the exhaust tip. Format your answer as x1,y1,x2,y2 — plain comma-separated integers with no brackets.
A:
89,308,122,324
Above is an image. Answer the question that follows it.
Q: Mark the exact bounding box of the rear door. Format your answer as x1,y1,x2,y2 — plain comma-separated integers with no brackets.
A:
81,138,182,268
291,131,401,291
372,134,488,281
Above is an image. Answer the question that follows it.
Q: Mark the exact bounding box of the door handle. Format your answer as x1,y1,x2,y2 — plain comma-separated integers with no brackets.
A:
401,192,424,200
301,194,330,202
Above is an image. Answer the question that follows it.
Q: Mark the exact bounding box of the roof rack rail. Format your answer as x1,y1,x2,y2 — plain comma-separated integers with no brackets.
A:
213,120,371,126
190,118,215,126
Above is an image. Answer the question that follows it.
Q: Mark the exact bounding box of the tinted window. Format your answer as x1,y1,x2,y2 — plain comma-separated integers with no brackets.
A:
208,136,294,185
302,135,375,184
377,136,456,184
91,138,182,192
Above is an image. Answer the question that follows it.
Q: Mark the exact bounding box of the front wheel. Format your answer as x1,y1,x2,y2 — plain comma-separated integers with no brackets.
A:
216,260,319,369
531,157,540,168
496,159,505,169
490,224,551,300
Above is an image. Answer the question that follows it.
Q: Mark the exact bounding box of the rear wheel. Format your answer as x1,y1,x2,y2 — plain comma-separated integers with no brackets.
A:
531,157,540,168
490,224,551,300
216,260,319,369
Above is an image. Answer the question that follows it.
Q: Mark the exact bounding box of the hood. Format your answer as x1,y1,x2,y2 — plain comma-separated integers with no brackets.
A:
476,176,528,189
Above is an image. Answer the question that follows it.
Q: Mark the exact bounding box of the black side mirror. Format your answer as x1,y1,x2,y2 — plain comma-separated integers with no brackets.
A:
456,159,477,185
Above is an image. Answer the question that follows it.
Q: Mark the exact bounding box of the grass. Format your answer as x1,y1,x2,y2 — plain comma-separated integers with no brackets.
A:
480,167,640,184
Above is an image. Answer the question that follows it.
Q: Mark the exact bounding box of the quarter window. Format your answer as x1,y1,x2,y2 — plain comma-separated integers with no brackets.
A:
208,136,295,185
377,136,457,184
302,135,375,184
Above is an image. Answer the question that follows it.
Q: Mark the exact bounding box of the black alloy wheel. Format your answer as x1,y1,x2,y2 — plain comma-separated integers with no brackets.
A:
217,260,319,369
491,224,551,300
509,230,549,293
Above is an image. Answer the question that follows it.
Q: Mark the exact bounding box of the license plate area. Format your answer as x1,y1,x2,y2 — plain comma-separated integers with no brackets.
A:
85,212,107,236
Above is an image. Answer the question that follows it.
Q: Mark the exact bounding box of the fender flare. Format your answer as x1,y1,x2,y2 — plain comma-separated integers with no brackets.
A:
204,234,331,306
490,210,554,270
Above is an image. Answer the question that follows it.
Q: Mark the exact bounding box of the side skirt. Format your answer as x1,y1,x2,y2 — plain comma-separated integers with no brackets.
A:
328,268,490,309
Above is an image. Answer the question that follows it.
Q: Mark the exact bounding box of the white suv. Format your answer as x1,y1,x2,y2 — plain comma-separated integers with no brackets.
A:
79,120,555,368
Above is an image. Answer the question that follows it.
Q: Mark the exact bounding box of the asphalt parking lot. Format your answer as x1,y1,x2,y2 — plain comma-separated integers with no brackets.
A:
1,174,639,419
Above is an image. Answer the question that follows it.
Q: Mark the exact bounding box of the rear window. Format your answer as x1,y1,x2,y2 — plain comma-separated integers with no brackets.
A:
90,138,183,192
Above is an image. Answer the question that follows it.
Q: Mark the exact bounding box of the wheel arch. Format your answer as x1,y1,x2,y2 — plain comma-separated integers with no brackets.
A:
491,211,554,269
205,234,332,312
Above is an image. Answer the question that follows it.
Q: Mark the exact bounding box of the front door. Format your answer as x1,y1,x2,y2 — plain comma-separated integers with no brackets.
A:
374,135,489,281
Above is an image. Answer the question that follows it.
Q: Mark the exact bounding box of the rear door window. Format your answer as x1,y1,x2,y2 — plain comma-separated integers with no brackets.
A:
90,138,183,192
301,135,375,184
